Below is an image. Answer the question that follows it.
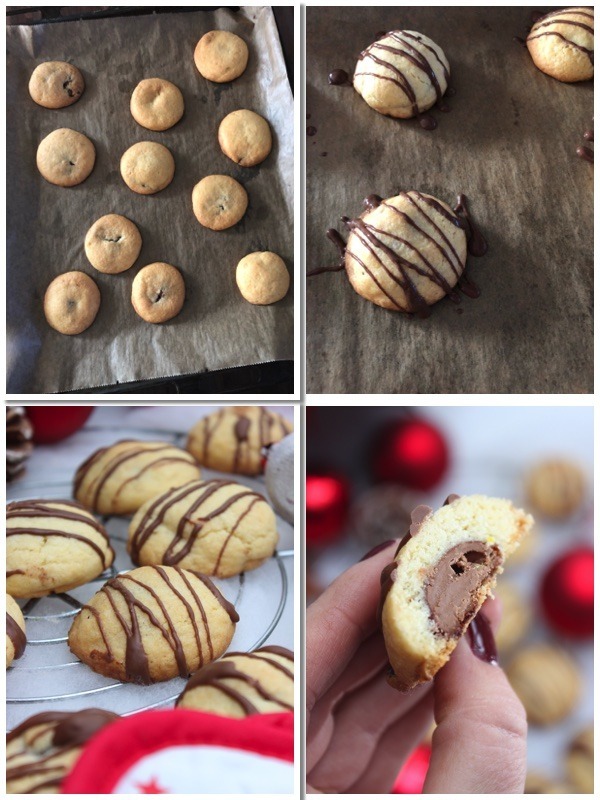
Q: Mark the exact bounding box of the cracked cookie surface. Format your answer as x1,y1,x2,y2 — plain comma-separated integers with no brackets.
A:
85,214,142,274
192,174,248,230
29,61,85,109
194,30,249,83
36,128,95,187
218,109,272,167
130,77,185,131
120,141,175,195
43,270,101,335
131,262,185,323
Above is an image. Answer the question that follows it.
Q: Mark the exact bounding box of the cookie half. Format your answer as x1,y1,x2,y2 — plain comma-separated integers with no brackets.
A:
527,7,594,83
29,61,85,109
6,594,26,668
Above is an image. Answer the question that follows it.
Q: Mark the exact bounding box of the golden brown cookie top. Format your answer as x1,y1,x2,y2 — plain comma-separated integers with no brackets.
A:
192,174,248,230
36,128,96,187
131,262,185,324
194,30,249,83
236,251,290,305
43,271,101,335
29,61,85,109
130,78,184,131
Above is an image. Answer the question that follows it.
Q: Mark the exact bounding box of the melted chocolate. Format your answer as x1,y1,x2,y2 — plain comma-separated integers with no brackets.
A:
306,125,317,136
418,113,437,130
576,145,594,163
307,228,348,276
363,194,383,210
453,194,488,256
328,69,351,86
6,611,26,660
583,129,594,142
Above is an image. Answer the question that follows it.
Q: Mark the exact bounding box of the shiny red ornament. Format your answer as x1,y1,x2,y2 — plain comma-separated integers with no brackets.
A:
25,406,94,444
393,743,431,794
372,418,449,491
306,472,349,546
540,547,594,638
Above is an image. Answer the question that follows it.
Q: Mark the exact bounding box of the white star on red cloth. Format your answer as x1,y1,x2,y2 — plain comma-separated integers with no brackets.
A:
136,777,169,793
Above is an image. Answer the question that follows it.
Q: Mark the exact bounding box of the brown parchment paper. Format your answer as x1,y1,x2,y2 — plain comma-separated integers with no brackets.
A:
306,7,593,394
7,6,293,393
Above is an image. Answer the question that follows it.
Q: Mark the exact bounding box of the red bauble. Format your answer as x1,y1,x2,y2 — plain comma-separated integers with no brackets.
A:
306,472,349,546
393,744,431,794
372,418,449,491
540,547,594,638
25,406,94,444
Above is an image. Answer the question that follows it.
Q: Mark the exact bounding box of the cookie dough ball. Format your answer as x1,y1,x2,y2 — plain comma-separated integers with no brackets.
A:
68,566,238,683
506,644,581,725
527,8,594,83
192,174,248,230
354,30,450,118
526,458,586,518
194,30,249,83
43,271,100,335
187,406,293,476
74,439,200,515
36,128,95,187
236,251,289,305
494,581,531,653
177,646,294,717
128,479,278,578
344,191,467,313
6,499,114,598
566,725,593,793
120,141,175,195
6,595,26,668
84,214,142,275
29,61,85,109
265,433,294,525
130,78,184,131
381,494,533,691
218,109,272,167
131,262,185,323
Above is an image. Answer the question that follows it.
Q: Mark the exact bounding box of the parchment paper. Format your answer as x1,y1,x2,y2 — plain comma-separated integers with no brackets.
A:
306,7,593,394
7,7,293,393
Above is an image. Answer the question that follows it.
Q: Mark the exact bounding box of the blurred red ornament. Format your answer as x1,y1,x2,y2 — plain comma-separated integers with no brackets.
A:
540,547,594,638
306,472,349,546
25,406,94,444
372,418,449,491
393,743,431,793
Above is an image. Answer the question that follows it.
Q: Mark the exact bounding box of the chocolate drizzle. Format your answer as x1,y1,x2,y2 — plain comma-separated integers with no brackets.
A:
6,611,26,660
577,121,594,163
328,69,351,86
307,229,348,276
453,194,488,257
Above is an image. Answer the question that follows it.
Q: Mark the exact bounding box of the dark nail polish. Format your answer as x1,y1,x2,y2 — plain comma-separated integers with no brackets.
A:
359,540,396,562
467,611,498,665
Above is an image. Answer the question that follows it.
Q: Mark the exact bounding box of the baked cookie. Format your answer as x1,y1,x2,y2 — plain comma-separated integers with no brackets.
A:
177,645,294,717
354,30,450,118
526,458,586,518
6,594,26,668
192,175,248,230
506,644,581,725
36,128,95,187
131,262,185,323
566,725,593,793
264,433,294,525
194,30,249,83
527,8,594,83
130,78,184,131
6,499,114,598
68,566,238,684
43,271,100,335
84,214,142,274
493,580,531,654
74,440,200,516
236,251,290,304
29,61,85,109
218,110,272,167
524,772,572,793
187,406,293,475
7,709,118,793
120,141,175,195
128,478,278,578
380,494,533,691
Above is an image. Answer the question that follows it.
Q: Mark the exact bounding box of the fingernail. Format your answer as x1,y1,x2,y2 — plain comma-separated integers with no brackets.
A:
359,540,396,562
467,611,498,665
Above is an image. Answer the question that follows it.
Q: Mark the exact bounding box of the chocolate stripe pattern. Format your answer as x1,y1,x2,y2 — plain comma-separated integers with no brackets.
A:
527,8,594,66
6,612,26,661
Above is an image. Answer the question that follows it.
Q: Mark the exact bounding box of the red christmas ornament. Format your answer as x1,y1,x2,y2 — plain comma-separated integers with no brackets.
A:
372,418,449,491
25,406,94,444
306,472,350,546
540,547,594,638
393,743,431,794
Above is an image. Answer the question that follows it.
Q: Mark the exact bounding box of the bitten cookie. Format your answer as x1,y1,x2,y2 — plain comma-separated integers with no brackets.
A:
187,406,293,476
218,110,272,167
194,30,249,83
36,128,95,187
29,61,85,109
6,595,26,668
68,566,238,684
380,494,533,691
527,8,594,83
192,175,248,230
6,499,114,598
120,141,175,194
236,251,290,304
43,271,100,335
128,478,278,578
526,458,586,518
130,78,185,131
7,709,118,794
74,440,200,515
84,214,142,274
131,262,185,323
177,645,294,717
566,725,593,793
354,30,450,118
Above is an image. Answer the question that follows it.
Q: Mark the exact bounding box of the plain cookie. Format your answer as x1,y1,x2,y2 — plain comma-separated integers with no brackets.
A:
194,30,249,82
29,61,85,109
130,78,184,131
131,262,185,323
6,594,26,668
236,251,290,304
526,458,586,518
218,109,272,167
527,8,594,83
43,271,101,335
120,141,175,194
37,128,95,187
192,174,248,230
84,214,142,274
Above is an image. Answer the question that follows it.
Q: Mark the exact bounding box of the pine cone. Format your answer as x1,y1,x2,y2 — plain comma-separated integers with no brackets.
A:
7,407,33,482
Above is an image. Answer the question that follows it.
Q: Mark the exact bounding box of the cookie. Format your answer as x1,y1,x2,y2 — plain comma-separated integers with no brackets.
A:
74,440,200,516
380,494,533,691
6,406,34,482
527,8,594,83
6,499,114,599
43,271,100,335
354,30,450,118
130,78,184,131
526,458,586,518
493,580,531,654
131,262,185,323
177,645,294,717
264,433,294,525
29,61,85,109
192,174,248,230
84,214,142,275
128,478,278,578
68,566,238,684
6,595,26,668
236,251,290,304
120,141,175,195
36,128,95,187
218,109,272,167
194,30,249,83
506,644,581,725
187,406,293,476
524,772,573,793
7,709,118,793
566,725,593,793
